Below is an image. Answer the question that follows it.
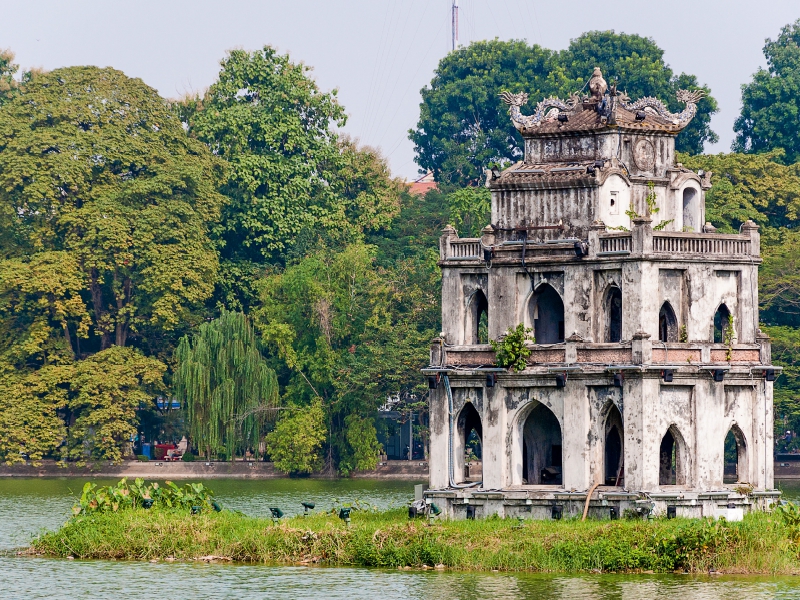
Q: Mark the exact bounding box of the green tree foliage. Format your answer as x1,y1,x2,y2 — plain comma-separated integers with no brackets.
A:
553,31,717,156
182,46,347,261
679,151,800,233
0,49,18,104
0,365,69,464
734,19,800,162
448,186,491,237
412,33,717,187
257,239,437,473
174,310,279,459
410,40,556,187
64,346,165,463
0,66,224,356
265,400,326,474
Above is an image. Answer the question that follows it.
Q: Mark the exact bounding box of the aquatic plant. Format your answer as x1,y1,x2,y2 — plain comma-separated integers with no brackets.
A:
73,478,219,515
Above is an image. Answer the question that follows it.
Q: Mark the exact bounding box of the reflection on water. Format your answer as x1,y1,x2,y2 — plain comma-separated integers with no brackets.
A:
1,478,799,599
2,560,800,600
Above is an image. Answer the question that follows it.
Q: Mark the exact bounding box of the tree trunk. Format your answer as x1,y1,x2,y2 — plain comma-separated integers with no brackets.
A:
89,269,111,349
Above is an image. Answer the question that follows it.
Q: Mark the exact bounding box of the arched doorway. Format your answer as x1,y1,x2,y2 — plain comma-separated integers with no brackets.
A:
605,287,622,343
658,302,678,342
723,425,747,484
659,426,688,485
522,403,562,485
682,187,698,232
466,290,488,345
456,402,482,483
713,303,732,344
529,284,565,344
604,404,624,485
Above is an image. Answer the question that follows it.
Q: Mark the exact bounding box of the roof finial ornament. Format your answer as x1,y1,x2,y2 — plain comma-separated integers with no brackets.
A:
588,67,607,100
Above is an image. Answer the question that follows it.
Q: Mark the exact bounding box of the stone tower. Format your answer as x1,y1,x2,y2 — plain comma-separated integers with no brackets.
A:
424,70,779,519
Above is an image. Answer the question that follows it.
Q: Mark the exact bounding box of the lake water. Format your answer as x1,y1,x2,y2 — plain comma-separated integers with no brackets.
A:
2,477,800,599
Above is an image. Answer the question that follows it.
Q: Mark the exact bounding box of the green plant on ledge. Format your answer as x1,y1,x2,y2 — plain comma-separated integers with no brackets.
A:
679,325,688,343
490,323,534,372
610,182,674,231
724,315,735,361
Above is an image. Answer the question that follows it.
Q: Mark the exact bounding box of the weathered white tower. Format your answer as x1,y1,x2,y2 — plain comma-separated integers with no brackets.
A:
424,70,780,519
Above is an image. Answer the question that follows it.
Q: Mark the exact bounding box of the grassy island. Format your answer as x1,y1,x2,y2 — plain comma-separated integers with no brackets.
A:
29,507,800,574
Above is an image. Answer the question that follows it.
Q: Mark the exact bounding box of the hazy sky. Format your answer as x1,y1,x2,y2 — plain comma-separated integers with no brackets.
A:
2,1,798,179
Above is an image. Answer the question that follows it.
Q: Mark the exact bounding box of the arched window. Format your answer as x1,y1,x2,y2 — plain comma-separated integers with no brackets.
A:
604,404,624,485
605,287,622,343
522,403,562,485
682,187,698,232
455,402,482,484
529,284,565,344
466,290,488,345
659,426,688,485
723,425,747,484
713,304,732,344
658,302,678,343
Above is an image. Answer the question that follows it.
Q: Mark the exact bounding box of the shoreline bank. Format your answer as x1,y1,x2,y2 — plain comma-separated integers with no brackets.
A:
28,508,800,574
0,459,428,480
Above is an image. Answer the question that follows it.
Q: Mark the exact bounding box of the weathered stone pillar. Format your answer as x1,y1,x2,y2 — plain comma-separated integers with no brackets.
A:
621,375,657,491
741,219,760,257
439,224,457,261
428,383,449,489
482,382,506,489
632,330,652,365
563,378,591,490
631,216,653,257
588,220,606,259
481,224,496,249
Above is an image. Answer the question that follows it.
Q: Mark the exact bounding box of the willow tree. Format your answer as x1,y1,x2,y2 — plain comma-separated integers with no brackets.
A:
174,310,278,459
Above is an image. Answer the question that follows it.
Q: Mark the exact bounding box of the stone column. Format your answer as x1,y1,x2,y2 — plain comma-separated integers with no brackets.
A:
631,216,653,257
482,382,506,489
588,220,606,259
439,224,458,260
632,330,652,365
741,219,760,257
623,375,662,491
428,383,449,489
563,378,591,490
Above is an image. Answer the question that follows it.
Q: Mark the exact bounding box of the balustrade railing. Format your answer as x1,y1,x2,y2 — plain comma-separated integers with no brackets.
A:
652,232,750,256
448,239,482,259
599,234,631,253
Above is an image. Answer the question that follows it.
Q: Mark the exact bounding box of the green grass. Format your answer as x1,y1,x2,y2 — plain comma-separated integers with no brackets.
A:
28,508,800,574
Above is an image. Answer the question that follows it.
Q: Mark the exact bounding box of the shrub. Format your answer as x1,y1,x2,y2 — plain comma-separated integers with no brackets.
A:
136,455,149,462
73,477,219,515
491,323,534,371
181,452,195,462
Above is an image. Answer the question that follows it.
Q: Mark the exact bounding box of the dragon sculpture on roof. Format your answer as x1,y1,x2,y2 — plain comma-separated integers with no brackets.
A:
499,91,581,131
501,66,706,131
618,89,706,127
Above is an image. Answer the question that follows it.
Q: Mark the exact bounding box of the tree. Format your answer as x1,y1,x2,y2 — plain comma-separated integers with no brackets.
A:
554,31,717,155
174,310,279,459
411,33,717,187
64,346,165,463
0,48,17,104
678,150,800,233
0,66,224,357
411,40,556,187
257,240,437,473
265,399,326,474
448,186,491,237
734,19,800,162
183,46,347,262
0,365,69,464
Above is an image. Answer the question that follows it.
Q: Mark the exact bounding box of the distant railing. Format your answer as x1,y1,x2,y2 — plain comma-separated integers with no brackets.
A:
653,232,750,256
448,239,482,259
599,233,631,254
